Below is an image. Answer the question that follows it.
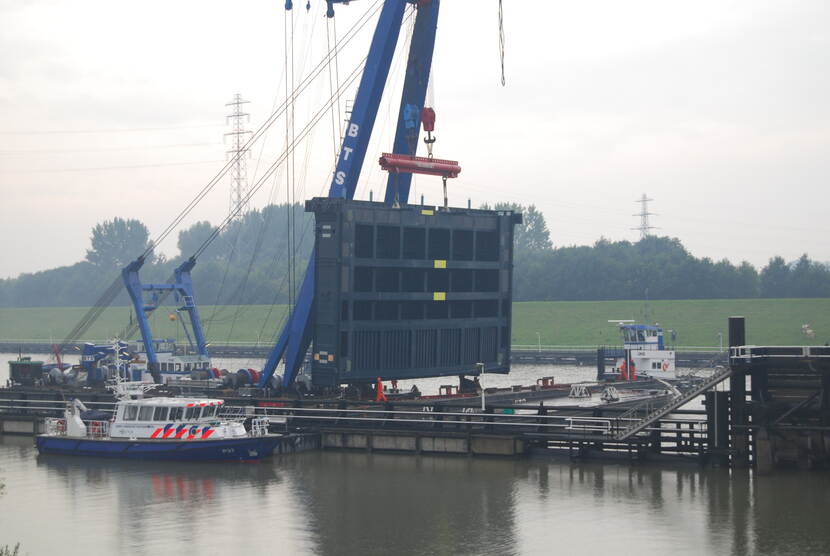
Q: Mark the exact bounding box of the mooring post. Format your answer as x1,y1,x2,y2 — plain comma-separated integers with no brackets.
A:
705,390,730,466
728,316,751,468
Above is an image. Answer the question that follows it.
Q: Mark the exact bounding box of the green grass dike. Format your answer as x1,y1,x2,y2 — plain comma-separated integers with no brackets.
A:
1,298,829,349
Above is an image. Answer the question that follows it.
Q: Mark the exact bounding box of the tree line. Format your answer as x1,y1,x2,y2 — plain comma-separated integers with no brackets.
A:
488,202,830,301
0,204,314,308
0,202,828,307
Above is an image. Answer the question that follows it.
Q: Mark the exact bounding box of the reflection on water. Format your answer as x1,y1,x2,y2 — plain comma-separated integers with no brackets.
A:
284,452,520,556
2,435,830,555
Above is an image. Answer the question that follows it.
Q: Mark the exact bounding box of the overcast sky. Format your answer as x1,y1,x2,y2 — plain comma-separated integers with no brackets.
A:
1,0,828,279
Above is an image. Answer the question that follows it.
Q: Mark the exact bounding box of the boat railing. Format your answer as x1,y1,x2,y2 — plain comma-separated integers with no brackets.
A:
44,418,66,436
44,418,111,438
218,405,252,421
87,420,110,439
250,417,270,437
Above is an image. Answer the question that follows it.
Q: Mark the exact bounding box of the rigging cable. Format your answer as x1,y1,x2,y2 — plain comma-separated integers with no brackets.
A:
498,0,506,86
289,5,298,320
332,16,344,142
224,5,321,346
60,0,383,349
56,275,124,352
252,4,418,352
232,60,372,352
140,0,383,261
191,55,367,266
284,6,295,325
58,0,385,353
64,0,381,350
326,17,339,165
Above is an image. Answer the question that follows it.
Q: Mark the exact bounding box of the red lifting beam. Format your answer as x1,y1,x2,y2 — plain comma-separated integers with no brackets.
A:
378,152,461,178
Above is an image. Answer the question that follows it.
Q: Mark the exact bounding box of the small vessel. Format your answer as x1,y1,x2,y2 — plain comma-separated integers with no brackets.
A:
35,381,283,462
78,338,218,385
605,320,676,379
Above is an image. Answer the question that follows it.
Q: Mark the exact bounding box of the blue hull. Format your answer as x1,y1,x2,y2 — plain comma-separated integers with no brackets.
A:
36,435,284,462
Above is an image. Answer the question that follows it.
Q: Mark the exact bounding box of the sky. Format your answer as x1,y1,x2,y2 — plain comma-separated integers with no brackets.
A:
1,0,828,279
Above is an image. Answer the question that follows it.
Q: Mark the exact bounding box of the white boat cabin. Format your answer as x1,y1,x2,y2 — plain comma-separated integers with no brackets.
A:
615,323,676,378
109,397,248,440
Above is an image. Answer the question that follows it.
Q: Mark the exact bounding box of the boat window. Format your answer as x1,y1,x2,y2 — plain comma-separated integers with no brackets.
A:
138,406,154,421
186,406,201,420
123,405,139,420
153,406,168,421
185,363,191,372
175,363,181,372
205,406,216,418
636,331,645,342
169,407,183,421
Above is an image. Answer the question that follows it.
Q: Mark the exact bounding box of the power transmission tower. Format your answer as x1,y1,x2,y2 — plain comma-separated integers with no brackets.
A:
225,94,252,219
632,194,657,240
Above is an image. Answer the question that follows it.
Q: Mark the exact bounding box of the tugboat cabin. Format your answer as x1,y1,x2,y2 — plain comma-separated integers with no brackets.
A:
620,324,665,350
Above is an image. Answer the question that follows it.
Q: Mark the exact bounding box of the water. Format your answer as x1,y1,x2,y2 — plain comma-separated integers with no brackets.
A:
2,437,830,556
2,355,830,554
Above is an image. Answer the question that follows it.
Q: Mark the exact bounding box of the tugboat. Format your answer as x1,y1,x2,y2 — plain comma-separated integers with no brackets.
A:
35,376,283,462
604,320,677,379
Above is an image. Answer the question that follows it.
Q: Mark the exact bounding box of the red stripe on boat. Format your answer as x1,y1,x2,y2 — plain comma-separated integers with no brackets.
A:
150,428,162,439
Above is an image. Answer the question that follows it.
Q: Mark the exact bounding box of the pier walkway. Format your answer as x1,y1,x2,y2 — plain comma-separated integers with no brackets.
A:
614,366,734,441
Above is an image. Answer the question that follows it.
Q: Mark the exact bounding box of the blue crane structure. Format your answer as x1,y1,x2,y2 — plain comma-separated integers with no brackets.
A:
259,0,441,388
122,255,209,381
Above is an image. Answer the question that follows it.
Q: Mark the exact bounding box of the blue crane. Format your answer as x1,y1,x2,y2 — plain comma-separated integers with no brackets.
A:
259,0,441,388
122,255,209,381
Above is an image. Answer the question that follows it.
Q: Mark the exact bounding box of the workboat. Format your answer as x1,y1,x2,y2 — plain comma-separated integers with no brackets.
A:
35,381,283,461
78,338,215,384
605,320,677,379
13,339,276,393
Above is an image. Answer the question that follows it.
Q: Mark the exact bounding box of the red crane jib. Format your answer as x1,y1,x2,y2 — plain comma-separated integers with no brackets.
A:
378,153,461,178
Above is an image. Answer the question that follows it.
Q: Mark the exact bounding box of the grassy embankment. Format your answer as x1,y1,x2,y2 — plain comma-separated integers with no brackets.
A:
1,299,829,348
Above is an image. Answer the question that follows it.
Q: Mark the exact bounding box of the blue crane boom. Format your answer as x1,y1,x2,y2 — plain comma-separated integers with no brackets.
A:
259,0,441,388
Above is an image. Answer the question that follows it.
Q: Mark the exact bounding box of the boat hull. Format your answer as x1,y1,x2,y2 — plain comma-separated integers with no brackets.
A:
35,435,284,462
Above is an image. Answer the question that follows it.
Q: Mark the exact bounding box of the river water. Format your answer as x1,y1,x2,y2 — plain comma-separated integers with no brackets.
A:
2,440,830,556
2,355,830,555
